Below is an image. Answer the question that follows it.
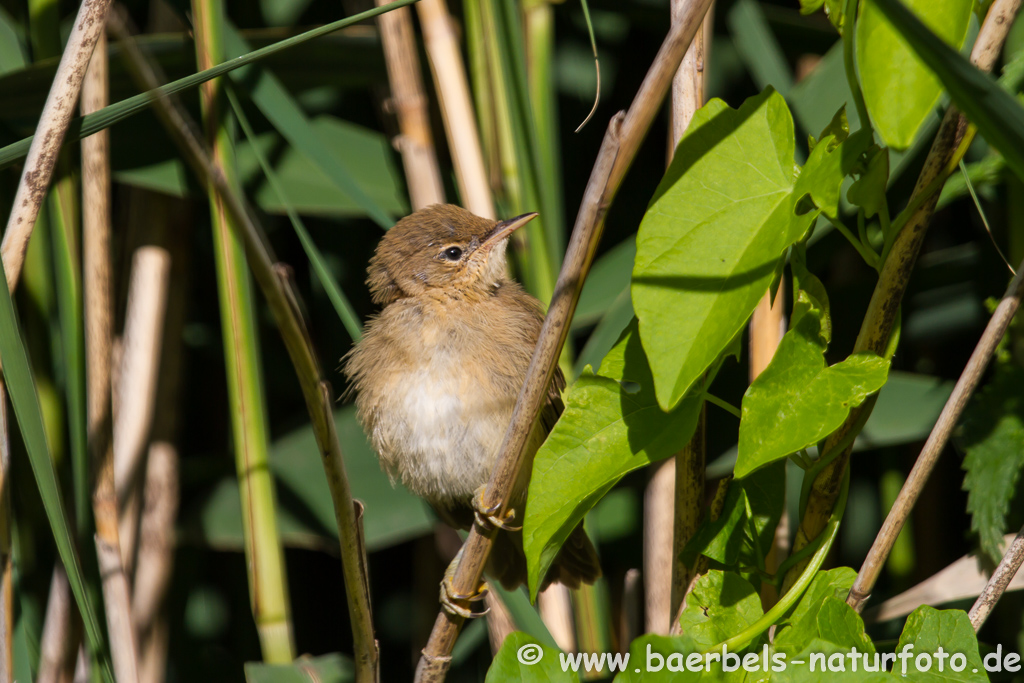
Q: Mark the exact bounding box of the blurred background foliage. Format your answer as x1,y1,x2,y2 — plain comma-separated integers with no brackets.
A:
0,0,1022,680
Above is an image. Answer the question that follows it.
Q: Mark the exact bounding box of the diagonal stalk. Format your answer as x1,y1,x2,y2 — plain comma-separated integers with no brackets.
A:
191,0,295,662
968,524,1024,630
0,0,113,291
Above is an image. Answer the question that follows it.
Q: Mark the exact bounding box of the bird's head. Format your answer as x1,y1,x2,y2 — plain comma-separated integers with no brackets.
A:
366,204,537,305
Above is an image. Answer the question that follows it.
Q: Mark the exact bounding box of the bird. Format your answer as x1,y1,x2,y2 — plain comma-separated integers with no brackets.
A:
343,204,601,615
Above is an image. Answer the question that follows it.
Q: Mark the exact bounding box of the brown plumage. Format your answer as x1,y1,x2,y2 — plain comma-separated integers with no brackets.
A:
344,204,600,590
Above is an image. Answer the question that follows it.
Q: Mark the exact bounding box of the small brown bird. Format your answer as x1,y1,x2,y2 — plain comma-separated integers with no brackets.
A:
344,204,600,612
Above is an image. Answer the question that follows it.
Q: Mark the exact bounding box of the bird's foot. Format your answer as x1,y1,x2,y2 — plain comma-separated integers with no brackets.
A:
472,485,522,532
439,555,489,619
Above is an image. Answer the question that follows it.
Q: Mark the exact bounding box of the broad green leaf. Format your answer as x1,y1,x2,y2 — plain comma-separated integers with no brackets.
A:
524,321,704,597
736,306,890,478
683,463,784,569
774,567,857,655
0,258,111,681
867,0,1024,182
485,632,579,682
677,571,763,651
222,22,397,229
895,606,986,683
244,653,353,683
857,0,972,149
0,1,416,169
816,597,874,653
774,640,891,682
959,363,1024,563
633,88,850,411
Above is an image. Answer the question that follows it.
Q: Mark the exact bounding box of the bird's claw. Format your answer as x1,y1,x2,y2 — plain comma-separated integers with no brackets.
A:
473,486,522,531
439,577,490,619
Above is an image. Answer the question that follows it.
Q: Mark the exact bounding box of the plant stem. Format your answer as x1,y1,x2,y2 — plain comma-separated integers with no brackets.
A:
107,10,378,678
968,524,1024,630
82,29,141,683
0,0,113,292
375,0,446,210
192,0,295,662
784,0,1022,595
417,0,494,219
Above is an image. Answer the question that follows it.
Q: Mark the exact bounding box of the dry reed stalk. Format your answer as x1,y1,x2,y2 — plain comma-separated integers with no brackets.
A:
782,0,1023,594
36,566,78,683
482,593,515,654
848,252,1024,610
662,1,707,635
82,30,140,683
0,382,10,683
968,525,1024,631
133,194,188,683
645,460,675,634
106,11,378,678
415,1,714,675
538,584,575,653
749,282,787,609
620,569,642,650
416,0,494,218
0,0,113,292
114,247,170,575
133,442,178,683
376,0,446,210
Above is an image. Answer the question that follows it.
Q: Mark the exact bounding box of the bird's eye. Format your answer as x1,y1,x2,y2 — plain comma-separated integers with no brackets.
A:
443,246,463,261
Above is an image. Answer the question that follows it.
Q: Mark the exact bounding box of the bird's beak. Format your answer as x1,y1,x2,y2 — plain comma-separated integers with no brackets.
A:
482,212,538,251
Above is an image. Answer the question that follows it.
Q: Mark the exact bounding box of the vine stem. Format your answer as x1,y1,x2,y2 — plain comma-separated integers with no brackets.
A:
842,0,870,129
782,0,1023,594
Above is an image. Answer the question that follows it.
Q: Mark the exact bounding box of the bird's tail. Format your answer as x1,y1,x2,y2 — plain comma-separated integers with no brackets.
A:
487,523,601,592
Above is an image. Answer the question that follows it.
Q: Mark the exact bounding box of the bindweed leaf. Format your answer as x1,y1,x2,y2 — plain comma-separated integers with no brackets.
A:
857,0,973,149
774,568,858,655
677,571,764,651
633,89,857,411
895,607,986,683
736,305,889,478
